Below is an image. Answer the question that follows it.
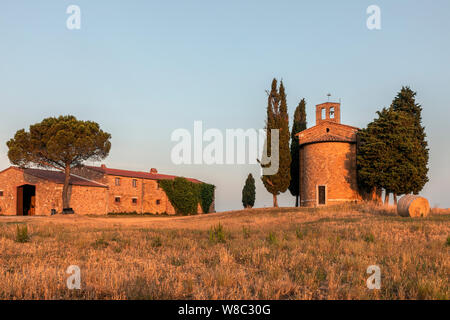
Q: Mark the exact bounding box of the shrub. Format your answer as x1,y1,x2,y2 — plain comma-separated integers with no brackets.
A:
16,225,29,243
363,233,375,243
107,212,169,216
200,183,215,214
107,211,139,216
242,226,251,239
159,178,199,215
151,236,162,248
315,269,327,282
296,228,306,240
266,232,277,245
92,236,109,249
159,178,215,215
209,223,226,243
170,256,185,267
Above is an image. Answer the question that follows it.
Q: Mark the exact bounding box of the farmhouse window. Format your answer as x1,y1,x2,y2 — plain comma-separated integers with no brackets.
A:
115,178,121,186
115,197,121,203
132,198,138,205
156,199,161,205
132,179,137,188
0,191,3,197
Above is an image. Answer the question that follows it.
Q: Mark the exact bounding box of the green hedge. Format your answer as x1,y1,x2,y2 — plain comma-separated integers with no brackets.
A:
199,183,215,214
159,177,215,215
107,211,169,216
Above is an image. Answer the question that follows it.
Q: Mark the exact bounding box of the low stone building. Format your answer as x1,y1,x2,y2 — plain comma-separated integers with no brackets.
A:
0,167,108,215
0,165,208,215
296,102,362,207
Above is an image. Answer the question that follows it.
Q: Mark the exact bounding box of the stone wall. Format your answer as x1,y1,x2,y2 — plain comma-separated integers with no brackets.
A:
0,168,24,215
300,141,361,207
1,166,207,216
0,168,107,215
69,186,108,215
106,175,177,214
71,167,196,214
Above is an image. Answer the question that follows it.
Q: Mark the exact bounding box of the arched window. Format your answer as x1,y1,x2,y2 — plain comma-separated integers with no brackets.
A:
329,107,335,119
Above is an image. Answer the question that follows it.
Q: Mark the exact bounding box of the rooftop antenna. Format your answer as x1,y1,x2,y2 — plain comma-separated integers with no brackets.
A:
327,93,331,102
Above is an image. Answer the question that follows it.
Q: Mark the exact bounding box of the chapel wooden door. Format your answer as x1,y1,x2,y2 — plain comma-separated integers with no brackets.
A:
318,186,326,206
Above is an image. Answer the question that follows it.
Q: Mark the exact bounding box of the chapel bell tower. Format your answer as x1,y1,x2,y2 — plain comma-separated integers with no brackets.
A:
315,102,341,125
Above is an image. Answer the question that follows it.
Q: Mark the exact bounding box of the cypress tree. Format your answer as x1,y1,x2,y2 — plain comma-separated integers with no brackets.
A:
242,173,256,209
358,107,409,205
390,86,429,196
260,79,291,207
357,87,429,205
357,109,391,199
288,98,307,207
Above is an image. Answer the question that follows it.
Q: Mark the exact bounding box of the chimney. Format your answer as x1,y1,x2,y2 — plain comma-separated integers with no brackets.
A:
150,168,158,174
101,164,107,170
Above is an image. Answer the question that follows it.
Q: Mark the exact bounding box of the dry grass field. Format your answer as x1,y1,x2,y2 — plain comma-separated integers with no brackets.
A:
0,203,449,300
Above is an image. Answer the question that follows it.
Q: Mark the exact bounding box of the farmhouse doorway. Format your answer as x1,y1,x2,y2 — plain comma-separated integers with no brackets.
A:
17,185,36,216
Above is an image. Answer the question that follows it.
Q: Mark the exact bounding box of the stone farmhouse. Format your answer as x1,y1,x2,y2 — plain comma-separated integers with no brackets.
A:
0,165,209,215
297,102,362,207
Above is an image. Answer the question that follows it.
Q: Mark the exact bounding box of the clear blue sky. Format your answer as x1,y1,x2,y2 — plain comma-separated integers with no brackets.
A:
1,0,449,211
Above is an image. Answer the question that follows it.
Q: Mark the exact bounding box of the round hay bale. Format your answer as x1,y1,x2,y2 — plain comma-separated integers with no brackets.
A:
397,195,430,217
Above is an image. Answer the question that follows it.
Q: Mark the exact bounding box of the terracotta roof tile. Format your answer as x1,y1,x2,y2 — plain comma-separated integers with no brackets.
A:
300,133,355,145
22,168,107,188
85,166,202,183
